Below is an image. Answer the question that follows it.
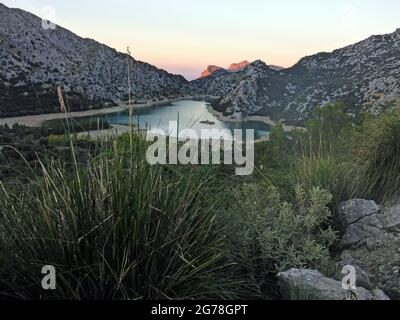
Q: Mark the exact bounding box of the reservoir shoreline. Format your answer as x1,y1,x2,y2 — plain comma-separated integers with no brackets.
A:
0,95,198,127
0,97,302,143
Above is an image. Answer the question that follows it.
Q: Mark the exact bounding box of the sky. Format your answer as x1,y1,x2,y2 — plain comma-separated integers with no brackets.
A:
2,0,400,80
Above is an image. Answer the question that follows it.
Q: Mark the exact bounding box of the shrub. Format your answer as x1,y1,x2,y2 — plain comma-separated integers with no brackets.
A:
228,183,337,298
253,124,296,197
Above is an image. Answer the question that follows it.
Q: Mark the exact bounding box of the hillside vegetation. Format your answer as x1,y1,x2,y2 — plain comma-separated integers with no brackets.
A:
2,99,400,299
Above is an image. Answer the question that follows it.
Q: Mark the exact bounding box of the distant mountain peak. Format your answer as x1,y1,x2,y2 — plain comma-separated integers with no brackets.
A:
192,28,400,124
199,60,283,78
199,61,250,78
200,65,223,78
227,60,250,71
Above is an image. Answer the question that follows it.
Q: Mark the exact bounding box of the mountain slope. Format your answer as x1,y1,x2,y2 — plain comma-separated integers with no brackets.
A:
2,3,400,124
0,3,189,117
193,30,400,124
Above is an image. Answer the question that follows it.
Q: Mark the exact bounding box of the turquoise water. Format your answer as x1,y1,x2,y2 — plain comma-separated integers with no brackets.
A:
93,100,270,139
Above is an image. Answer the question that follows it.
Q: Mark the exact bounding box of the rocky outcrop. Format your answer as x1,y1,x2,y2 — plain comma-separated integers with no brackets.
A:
192,60,274,117
278,199,400,300
340,199,400,250
227,61,250,72
198,60,268,79
0,3,189,117
200,65,224,78
193,29,400,124
339,199,400,299
278,269,390,300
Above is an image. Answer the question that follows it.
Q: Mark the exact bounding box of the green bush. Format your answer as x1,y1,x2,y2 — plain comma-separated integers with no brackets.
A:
254,103,352,230
228,183,337,297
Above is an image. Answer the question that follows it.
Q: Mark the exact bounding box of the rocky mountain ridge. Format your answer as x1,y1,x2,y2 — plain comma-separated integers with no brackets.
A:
198,60,283,79
227,60,250,72
192,29,400,124
199,60,250,79
200,65,224,78
0,3,189,117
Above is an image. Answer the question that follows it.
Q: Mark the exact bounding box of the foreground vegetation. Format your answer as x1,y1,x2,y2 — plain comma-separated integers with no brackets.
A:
1,100,400,299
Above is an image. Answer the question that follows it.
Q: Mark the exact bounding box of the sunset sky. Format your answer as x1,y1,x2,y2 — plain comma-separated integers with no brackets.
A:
2,0,400,79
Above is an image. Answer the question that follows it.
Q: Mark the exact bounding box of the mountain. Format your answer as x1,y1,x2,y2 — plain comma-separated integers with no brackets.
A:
193,30,400,124
227,61,250,72
0,3,189,117
199,60,282,79
192,60,276,115
200,65,223,78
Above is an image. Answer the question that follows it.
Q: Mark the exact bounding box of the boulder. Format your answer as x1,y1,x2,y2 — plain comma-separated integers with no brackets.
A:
341,199,380,225
278,269,390,300
340,199,400,249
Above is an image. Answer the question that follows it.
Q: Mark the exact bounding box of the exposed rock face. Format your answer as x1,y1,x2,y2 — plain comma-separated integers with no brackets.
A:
340,199,400,249
192,60,274,117
193,29,400,124
200,65,223,78
227,60,250,72
199,61,250,79
278,269,390,300
198,60,280,79
339,199,400,299
0,3,189,117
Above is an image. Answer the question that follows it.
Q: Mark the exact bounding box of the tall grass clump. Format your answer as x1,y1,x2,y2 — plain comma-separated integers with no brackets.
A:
0,126,242,299
292,152,346,231
289,102,353,230
348,106,400,203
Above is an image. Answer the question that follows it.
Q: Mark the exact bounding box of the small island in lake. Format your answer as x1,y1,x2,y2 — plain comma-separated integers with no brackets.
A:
200,120,216,125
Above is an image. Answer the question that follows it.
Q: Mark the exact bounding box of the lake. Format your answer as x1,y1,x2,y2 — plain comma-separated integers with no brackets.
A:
89,100,270,140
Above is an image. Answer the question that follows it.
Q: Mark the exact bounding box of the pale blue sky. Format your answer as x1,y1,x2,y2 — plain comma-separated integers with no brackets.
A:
2,0,400,79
